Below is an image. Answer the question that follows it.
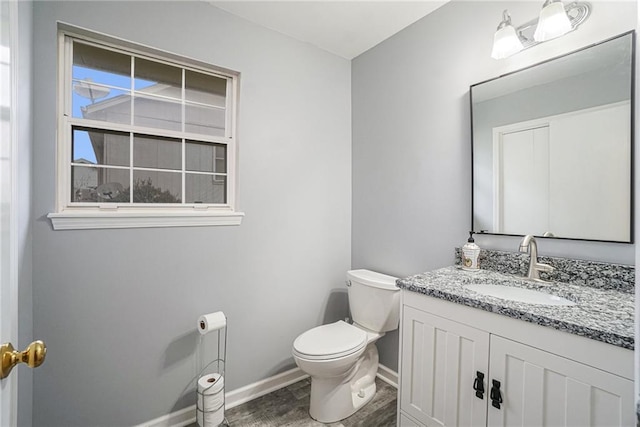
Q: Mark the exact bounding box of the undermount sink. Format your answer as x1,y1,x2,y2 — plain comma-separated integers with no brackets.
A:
464,284,576,306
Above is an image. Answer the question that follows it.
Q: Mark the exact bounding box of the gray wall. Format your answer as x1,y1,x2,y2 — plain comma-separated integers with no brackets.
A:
352,0,637,372
16,1,33,426
31,2,351,426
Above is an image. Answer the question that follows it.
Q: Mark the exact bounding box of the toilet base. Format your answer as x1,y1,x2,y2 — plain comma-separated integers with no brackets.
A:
308,344,379,423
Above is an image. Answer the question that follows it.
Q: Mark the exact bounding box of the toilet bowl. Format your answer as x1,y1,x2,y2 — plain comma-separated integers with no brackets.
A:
292,269,400,423
292,321,381,423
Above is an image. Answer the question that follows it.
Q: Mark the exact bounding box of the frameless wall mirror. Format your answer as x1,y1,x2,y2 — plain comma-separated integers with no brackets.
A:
471,31,634,243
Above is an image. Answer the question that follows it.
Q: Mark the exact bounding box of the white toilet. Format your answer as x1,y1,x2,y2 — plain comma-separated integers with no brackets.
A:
292,269,400,423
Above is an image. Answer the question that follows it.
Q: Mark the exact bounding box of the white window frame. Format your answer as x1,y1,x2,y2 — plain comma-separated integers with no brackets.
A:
48,24,243,230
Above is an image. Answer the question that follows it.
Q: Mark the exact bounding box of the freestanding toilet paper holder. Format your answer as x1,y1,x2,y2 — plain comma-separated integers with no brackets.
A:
197,312,228,427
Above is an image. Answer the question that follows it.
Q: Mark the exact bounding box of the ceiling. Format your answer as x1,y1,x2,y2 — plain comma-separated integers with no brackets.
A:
208,1,449,59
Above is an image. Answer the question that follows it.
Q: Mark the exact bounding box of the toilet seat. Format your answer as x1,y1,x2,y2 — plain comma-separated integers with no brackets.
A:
293,321,367,361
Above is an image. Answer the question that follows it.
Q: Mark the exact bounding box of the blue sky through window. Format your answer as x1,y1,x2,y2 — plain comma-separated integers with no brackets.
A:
72,65,156,163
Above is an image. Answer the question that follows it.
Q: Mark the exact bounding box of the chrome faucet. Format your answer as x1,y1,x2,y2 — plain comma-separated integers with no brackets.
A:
519,235,554,281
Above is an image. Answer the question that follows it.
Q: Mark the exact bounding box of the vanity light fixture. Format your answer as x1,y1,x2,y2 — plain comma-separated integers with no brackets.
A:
491,10,524,59
491,1,590,59
534,0,572,41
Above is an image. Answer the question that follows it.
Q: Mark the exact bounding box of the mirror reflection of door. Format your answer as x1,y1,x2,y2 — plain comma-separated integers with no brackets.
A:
495,126,550,235
494,102,630,241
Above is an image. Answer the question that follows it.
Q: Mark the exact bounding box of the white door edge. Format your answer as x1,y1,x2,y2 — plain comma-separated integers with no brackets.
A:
0,0,20,425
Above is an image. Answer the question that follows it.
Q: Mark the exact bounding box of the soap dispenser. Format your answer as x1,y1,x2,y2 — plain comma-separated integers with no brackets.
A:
462,231,480,271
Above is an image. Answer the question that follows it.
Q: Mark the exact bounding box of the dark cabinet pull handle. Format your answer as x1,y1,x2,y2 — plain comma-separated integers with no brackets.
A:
490,379,503,409
472,371,485,399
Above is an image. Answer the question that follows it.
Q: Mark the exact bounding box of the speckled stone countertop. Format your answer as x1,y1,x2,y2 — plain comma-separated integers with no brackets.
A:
397,265,634,350
454,248,635,293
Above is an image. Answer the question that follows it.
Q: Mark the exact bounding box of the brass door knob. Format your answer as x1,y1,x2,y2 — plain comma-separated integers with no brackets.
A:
0,340,46,379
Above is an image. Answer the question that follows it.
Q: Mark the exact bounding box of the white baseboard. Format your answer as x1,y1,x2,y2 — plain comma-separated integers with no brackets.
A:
225,366,309,409
136,365,398,427
134,367,308,427
132,404,196,427
376,363,398,388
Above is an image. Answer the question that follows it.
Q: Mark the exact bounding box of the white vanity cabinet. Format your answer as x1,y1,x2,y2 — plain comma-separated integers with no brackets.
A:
398,291,634,427
488,336,632,427
400,306,489,426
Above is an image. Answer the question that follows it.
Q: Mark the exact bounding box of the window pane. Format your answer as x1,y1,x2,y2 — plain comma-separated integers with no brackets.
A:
132,170,182,203
72,83,131,122
72,166,130,203
186,174,226,204
73,42,131,90
185,71,226,106
135,58,182,94
74,88,132,125
185,102,225,136
72,128,130,167
185,141,226,173
133,94,182,131
133,135,181,170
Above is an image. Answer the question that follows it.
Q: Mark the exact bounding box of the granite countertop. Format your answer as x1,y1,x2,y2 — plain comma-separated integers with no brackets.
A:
397,266,634,350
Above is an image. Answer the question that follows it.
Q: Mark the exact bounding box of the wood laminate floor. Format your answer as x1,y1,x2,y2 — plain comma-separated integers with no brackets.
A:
192,377,397,427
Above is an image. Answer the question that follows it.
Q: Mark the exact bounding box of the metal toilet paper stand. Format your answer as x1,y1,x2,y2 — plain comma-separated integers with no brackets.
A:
197,313,228,427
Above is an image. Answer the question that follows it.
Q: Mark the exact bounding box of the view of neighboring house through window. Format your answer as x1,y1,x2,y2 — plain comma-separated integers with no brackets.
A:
64,35,236,208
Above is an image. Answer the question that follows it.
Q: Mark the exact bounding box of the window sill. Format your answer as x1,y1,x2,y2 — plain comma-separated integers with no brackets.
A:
47,209,244,230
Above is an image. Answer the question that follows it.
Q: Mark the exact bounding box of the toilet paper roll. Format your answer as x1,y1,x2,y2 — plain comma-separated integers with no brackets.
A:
198,312,226,335
198,373,224,395
198,389,224,412
197,407,224,427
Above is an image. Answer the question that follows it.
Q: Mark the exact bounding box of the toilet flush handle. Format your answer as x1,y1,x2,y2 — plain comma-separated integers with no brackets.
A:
345,280,352,287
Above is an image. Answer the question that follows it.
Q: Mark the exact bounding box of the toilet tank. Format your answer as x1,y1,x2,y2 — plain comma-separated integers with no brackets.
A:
346,269,400,333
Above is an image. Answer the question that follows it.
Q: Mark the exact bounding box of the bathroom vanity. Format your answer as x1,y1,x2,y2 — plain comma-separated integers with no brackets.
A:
395,259,635,427
397,29,638,427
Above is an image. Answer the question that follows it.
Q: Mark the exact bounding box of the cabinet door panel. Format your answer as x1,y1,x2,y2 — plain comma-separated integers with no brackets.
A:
400,307,489,427
488,335,633,427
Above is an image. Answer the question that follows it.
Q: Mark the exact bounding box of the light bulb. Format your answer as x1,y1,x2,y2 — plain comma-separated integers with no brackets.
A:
491,10,524,59
534,0,572,42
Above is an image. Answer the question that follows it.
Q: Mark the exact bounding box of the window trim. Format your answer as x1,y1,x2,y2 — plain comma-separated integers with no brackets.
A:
49,23,243,230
